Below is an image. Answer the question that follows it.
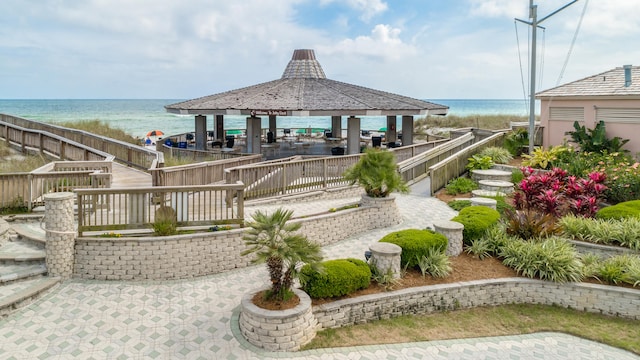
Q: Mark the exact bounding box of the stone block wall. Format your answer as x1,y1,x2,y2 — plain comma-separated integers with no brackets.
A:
74,195,401,280
312,278,640,329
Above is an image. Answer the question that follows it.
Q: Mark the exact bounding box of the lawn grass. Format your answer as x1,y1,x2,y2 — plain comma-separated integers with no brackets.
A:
304,304,640,355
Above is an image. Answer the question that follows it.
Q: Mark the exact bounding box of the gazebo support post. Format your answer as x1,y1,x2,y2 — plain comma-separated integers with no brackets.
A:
195,115,207,150
215,115,224,143
401,115,414,146
347,116,360,155
331,115,342,139
386,115,397,144
268,115,277,141
246,116,262,154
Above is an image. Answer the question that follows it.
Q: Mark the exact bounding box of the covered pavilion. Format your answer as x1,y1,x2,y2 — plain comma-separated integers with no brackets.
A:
165,49,448,155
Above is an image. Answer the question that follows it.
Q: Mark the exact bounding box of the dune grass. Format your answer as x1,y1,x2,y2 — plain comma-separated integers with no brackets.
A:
304,304,640,354
414,114,535,132
59,119,139,145
0,141,48,173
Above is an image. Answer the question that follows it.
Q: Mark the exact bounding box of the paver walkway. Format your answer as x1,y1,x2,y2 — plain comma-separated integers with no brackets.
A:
0,192,638,359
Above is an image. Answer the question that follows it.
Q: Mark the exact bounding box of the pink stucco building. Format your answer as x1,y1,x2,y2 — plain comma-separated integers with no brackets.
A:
537,65,640,156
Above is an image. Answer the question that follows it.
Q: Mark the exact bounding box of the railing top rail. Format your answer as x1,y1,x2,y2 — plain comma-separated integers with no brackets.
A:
397,133,473,171
428,132,506,171
150,154,262,173
74,182,245,194
0,117,116,161
1,114,159,168
226,153,362,171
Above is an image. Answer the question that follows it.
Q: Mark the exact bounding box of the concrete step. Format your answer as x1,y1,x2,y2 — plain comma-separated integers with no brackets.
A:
0,276,60,317
471,169,512,182
472,189,507,198
478,179,514,194
11,222,46,247
0,240,46,265
0,263,47,285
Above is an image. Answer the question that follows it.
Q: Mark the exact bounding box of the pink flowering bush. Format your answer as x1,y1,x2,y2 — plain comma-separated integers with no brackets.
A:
592,156,640,204
512,167,607,218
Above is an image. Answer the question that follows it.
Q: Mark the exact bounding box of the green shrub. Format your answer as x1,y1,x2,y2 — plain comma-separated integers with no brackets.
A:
451,206,501,245
594,255,640,286
478,146,513,164
153,206,177,236
465,223,517,259
511,168,524,184
596,200,640,220
416,248,452,278
522,145,569,170
466,155,494,171
445,177,478,195
504,128,529,156
300,258,371,299
559,214,640,250
480,195,512,216
379,229,447,268
448,200,471,211
500,236,583,283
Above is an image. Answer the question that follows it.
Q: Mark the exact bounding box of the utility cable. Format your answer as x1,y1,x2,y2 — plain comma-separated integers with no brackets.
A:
515,20,529,111
556,0,589,86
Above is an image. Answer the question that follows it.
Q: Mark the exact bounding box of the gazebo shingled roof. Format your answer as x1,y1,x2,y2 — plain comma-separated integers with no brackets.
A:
165,49,448,116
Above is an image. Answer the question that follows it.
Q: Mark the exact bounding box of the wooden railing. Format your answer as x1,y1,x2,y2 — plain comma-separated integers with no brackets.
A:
224,139,452,201
75,183,245,236
0,164,112,210
397,133,474,185
1,114,161,170
429,132,506,194
150,154,262,186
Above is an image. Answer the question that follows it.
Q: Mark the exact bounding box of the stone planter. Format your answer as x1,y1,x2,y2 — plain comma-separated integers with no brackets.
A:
359,194,402,227
239,287,317,352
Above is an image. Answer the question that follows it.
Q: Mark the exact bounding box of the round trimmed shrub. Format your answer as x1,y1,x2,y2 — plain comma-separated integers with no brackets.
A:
300,258,371,299
596,200,640,220
451,206,501,245
379,229,447,268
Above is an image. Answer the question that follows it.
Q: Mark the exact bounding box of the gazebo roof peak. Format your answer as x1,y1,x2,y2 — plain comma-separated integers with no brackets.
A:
281,49,326,79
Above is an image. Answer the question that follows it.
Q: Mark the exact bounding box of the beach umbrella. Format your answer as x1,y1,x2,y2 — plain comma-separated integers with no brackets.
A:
379,127,387,131
146,130,164,137
226,129,242,135
296,129,308,134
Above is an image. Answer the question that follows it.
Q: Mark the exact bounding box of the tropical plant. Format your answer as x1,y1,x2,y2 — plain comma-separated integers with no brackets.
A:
566,120,629,154
466,154,494,171
522,145,569,170
500,236,583,283
445,177,478,195
503,128,529,156
242,208,323,302
465,238,493,259
513,167,607,218
478,146,513,164
591,156,640,204
416,248,452,278
342,148,409,198
559,214,640,250
504,208,560,240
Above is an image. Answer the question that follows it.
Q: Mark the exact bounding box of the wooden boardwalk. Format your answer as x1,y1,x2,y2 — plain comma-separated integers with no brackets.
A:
111,163,152,188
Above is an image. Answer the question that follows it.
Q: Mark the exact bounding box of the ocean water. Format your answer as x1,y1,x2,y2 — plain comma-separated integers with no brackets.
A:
0,99,538,139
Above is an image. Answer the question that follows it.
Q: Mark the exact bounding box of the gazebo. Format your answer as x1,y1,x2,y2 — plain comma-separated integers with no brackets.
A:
165,49,448,155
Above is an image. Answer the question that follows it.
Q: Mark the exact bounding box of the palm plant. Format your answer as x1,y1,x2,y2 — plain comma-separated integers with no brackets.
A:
342,148,409,198
242,208,323,302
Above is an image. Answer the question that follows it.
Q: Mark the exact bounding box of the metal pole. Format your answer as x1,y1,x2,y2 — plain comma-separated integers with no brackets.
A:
528,4,537,154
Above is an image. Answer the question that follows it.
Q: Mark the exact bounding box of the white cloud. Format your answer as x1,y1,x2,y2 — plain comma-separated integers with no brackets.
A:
469,0,526,18
320,0,388,21
319,24,416,61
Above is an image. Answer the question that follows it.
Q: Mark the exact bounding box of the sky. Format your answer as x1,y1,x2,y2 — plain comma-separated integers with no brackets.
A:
1,0,638,100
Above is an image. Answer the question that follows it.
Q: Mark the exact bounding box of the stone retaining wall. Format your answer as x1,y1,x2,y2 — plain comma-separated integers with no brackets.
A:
570,240,638,258
313,278,640,329
74,196,401,280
